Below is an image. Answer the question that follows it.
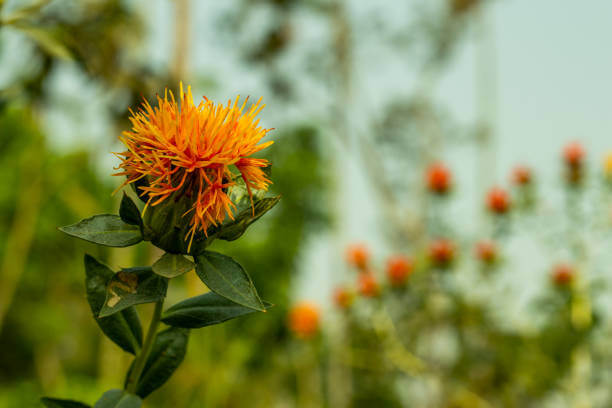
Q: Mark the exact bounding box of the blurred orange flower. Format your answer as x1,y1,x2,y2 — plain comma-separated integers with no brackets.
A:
358,273,380,298
288,302,320,339
346,243,370,270
426,162,452,195
386,255,413,287
551,263,574,287
474,240,497,264
429,239,455,267
114,83,273,250
333,287,354,309
512,165,532,186
486,187,511,214
563,141,585,168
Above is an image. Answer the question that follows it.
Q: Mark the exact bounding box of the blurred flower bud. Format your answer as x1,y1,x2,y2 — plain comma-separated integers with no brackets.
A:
474,240,497,265
429,239,455,268
563,141,585,168
333,287,354,309
551,263,574,288
563,142,586,186
386,255,414,287
346,243,370,271
486,187,511,214
512,165,532,186
288,302,320,339
358,273,380,298
426,162,452,195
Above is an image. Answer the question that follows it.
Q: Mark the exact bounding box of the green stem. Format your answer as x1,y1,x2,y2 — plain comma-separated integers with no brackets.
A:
126,300,164,394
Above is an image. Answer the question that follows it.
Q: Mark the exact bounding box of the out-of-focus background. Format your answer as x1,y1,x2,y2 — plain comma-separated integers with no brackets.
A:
2,0,612,407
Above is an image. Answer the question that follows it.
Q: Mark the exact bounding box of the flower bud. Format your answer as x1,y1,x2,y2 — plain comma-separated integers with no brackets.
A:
333,287,354,309
551,263,574,287
346,243,370,271
288,302,320,339
512,165,532,186
358,273,380,298
474,240,497,264
386,255,413,287
429,239,455,268
426,162,452,195
142,189,203,254
563,142,585,168
486,187,511,214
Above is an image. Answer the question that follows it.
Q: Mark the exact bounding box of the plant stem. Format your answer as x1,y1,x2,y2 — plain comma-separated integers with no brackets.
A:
126,300,164,394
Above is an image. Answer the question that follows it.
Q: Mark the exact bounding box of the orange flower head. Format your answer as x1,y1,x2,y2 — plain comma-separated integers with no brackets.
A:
512,165,532,186
474,240,497,264
552,263,574,287
114,84,273,251
288,302,320,339
358,273,380,298
426,162,452,195
429,239,455,267
333,286,354,309
346,243,370,270
386,255,414,287
563,141,585,168
486,186,511,214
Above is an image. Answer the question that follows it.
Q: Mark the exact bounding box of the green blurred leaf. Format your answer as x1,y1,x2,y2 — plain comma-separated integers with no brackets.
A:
93,390,141,408
215,195,281,241
119,193,142,227
59,215,142,247
152,252,195,278
41,397,91,408
84,255,143,354
129,327,189,398
99,267,167,318
195,251,264,311
12,24,72,60
161,291,270,329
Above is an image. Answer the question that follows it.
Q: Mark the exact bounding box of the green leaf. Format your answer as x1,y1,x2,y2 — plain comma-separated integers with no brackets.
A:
162,291,271,328
93,390,141,408
99,267,167,318
130,327,189,398
152,252,195,278
195,251,264,311
119,193,142,226
84,255,143,354
60,215,142,247
215,195,281,241
41,397,91,408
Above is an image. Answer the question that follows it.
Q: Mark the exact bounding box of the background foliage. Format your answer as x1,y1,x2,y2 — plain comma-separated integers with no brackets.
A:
2,0,612,407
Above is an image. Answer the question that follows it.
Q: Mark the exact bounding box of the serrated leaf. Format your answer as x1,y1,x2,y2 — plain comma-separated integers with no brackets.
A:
84,255,142,354
152,253,195,278
215,195,281,241
195,251,264,311
60,215,142,247
99,267,167,318
161,291,270,329
119,193,142,226
93,390,141,408
129,327,189,398
41,397,91,408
